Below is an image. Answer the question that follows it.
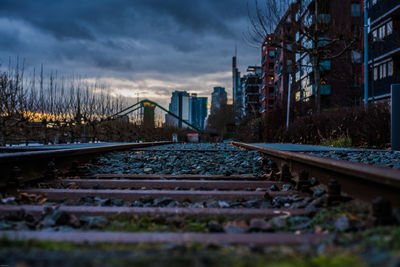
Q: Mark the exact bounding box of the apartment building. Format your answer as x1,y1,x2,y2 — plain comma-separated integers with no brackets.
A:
367,0,400,101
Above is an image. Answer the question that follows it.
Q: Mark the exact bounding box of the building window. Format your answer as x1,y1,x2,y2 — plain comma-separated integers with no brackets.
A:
387,21,393,36
388,61,394,76
382,63,387,78
269,50,275,58
372,0,377,5
372,30,377,40
351,4,361,16
379,25,386,39
374,66,378,81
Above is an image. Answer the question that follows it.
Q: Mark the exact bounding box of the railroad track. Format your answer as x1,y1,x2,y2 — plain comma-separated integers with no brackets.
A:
0,142,399,265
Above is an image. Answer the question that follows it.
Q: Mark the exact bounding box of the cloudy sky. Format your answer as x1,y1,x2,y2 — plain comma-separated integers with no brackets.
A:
0,0,260,108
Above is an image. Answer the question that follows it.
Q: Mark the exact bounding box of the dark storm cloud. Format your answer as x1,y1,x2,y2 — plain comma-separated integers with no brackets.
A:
0,0,260,103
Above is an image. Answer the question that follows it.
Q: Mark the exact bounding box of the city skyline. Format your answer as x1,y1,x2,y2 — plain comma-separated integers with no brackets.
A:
0,0,260,108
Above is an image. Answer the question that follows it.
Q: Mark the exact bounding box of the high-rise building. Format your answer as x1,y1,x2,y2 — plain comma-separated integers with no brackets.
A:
165,91,190,128
261,34,277,115
366,0,399,102
190,94,208,130
211,87,227,115
142,101,155,128
232,56,243,123
243,66,262,117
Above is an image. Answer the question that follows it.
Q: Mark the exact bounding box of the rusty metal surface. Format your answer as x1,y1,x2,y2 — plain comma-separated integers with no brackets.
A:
0,205,304,218
61,179,283,190
232,142,400,207
93,174,261,180
0,230,330,245
0,141,172,164
23,188,296,201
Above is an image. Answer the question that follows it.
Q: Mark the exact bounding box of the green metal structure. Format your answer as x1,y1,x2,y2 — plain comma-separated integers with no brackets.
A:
110,99,202,133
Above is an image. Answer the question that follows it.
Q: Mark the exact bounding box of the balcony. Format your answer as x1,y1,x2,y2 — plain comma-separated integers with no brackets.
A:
370,31,400,60
319,60,331,71
369,0,400,22
312,84,331,95
369,75,400,98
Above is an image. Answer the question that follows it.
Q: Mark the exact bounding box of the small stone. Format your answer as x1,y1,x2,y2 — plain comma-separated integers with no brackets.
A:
144,168,153,172
218,201,230,208
42,209,70,227
255,188,268,192
207,220,223,232
79,216,109,229
68,214,80,228
334,216,350,232
93,184,105,190
273,197,291,207
223,221,248,233
282,184,293,191
153,197,173,206
313,189,326,198
189,203,204,208
205,200,220,208
287,216,309,225
270,217,286,229
112,199,123,206
248,218,272,232
305,203,318,217
290,221,311,231
269,185,279,191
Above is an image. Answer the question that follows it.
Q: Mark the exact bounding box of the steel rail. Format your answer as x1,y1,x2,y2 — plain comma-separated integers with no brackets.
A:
232,142,400,207
0,141,172,164
0,141,173,188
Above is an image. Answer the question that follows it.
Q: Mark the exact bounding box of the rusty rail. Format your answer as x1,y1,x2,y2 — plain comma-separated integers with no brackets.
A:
232,142,400,207
0,141,173,188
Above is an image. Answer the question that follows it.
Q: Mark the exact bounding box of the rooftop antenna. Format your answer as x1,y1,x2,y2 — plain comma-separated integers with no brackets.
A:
235,44,237,58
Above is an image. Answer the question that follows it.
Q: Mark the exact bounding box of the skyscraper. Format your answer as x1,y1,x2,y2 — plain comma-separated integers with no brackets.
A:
165,91,190,128
211,87,227,115
190,94,208,130
232,56,243,123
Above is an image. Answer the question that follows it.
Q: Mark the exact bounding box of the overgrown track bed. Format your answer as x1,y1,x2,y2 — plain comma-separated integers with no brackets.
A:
0,143,400,266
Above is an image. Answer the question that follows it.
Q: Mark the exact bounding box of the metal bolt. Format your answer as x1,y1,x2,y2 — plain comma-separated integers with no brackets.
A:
296,171,312,194
368,197,393,226
325,179,342,207
280,164,292,182
8,166,24,187
269,162,280,181
44,160,57,179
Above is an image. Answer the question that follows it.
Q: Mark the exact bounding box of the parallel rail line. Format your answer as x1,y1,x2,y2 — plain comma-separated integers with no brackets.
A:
0,142,398,247
232,142,400,207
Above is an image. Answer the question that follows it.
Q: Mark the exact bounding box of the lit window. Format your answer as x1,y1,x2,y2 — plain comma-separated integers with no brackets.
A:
388,61,394,76
387,21,393,35
374,67,378,80
372,0,377,5
382,63,387,78
372,30,377,40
